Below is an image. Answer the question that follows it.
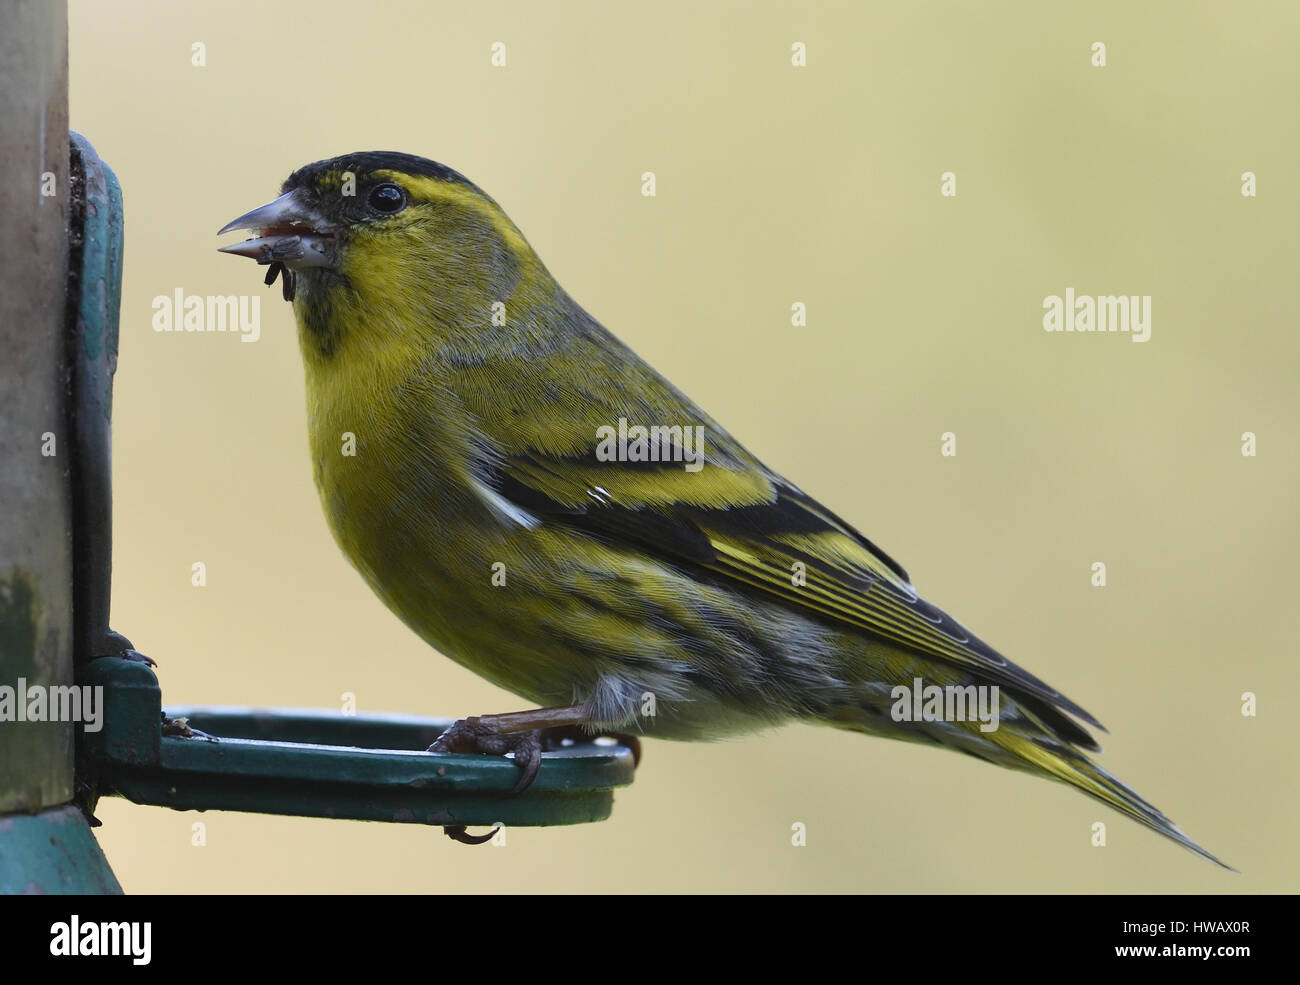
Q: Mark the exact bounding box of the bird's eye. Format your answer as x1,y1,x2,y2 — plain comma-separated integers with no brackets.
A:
367,183,406,214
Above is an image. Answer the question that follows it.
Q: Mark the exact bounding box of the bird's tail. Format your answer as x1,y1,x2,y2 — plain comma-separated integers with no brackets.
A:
828,685,1233,869
985,726,1234,870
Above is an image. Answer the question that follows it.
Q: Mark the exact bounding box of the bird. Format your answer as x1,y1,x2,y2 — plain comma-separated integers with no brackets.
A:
218,151,1228,866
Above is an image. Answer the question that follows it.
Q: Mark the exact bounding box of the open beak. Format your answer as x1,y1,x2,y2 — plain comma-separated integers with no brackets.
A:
217,189,336,269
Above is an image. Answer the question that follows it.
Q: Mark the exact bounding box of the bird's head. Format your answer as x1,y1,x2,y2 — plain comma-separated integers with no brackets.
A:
218,152,550,357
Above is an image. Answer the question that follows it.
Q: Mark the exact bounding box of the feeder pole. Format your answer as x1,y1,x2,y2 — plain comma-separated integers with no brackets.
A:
0,0,121,894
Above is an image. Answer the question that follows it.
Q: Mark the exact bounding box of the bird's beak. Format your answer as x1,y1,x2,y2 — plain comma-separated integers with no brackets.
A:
217,189,336,269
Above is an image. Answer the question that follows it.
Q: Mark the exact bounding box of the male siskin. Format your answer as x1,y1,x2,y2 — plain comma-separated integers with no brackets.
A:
219,152,1227,866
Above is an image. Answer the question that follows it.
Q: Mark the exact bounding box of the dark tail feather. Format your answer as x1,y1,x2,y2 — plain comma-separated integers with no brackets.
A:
993,729,1235,871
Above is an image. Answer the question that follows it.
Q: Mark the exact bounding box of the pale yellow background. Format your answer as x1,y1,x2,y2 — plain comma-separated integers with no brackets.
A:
70,0,1297,892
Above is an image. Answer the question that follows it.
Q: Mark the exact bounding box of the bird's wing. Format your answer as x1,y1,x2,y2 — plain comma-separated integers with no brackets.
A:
478,430,1102,731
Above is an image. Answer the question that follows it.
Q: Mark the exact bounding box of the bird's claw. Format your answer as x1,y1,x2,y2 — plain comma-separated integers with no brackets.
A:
428,718,543,795
429,719,540,846
161,713,218,741
96,630,156,666
443,824,502,846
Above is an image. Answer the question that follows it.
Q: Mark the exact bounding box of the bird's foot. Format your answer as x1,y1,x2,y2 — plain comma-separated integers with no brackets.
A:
97,629,156,667
428,717,544,795
426,705,589,846
161,712,218,741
